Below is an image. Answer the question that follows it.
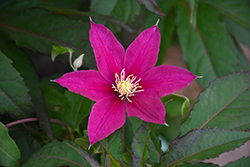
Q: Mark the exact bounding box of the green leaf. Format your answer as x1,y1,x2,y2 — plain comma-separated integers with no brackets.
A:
238,49,250,71
176,2,239,87
90,0,140,32
129,118,162,164
181,71,250,135
100,130,122,166
90,0,117,15
66,142,101,167
180,162,219,167
121,152,132,166
0,51,34,119
131,122,152,166
223,16,250,49
202,0,250,29
43,88,93,130
0,36,53,140
160,94,190,142
162,94,190,120
10,129,41,164
188,0,198,27
157,5,175,66
23,140,100,167
74,137,89,150
63,90,93,129
135,0,164,16
147,125,162,164
0,122,20,167
0,0,40,13
0,5,95,68
40,6,135,33
129,116,143,134
51,45,74,61
101,144,122,167
143,0,176,66
160,128,250,166
225,157,250,167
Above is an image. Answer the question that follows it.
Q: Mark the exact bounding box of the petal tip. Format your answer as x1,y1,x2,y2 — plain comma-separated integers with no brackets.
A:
164,122,169,126
88,144,92,150
89,16,93,22
196,75,203,79
155,19,160,26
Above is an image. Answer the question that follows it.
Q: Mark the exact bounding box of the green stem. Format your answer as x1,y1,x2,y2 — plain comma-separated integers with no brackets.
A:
69,51,77,71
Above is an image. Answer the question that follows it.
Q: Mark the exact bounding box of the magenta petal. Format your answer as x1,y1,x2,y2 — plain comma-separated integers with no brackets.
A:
88,96,125,145
126,95,166,124
124,25,160,77
89,21,125,82
55,70,113,101
140,65,197,97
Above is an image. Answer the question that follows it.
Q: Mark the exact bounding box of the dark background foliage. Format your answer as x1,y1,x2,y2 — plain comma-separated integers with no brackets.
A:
0,0,250,166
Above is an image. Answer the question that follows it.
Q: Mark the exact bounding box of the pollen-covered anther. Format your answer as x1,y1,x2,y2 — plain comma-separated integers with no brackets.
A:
112,69,144,102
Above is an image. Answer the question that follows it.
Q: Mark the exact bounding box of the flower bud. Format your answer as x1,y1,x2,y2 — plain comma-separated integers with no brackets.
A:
73,54,84,70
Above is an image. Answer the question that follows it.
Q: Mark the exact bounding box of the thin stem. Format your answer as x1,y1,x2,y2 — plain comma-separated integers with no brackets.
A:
69,51,77,71
5,118,71,140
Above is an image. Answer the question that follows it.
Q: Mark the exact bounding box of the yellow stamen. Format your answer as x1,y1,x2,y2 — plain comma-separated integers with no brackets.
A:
112,69,144,102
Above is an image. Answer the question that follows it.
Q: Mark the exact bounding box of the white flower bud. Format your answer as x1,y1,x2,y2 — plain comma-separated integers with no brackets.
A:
73,54,84,70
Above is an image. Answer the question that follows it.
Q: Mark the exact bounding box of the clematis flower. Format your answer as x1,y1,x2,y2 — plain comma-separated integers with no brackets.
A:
55,20,198,145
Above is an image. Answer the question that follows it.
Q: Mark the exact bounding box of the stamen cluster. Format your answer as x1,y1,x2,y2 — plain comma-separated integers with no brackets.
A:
112,69,144,102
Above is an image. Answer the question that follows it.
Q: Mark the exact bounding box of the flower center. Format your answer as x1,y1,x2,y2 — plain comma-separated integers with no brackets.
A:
112,69,144,102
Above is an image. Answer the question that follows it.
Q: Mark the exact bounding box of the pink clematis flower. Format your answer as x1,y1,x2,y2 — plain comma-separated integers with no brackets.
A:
55,20,198,145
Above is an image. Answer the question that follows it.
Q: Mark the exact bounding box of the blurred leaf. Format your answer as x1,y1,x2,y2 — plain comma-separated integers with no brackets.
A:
147,125,162,164
10,129,41,164
51,45,74,62
40,0,84,9
180,162,219,167
188,0,198,27
40,6,135,33
0,51,34,119
131,122,150,166
102,145,122,167
143,0,176,66
162,94,190,120
157,6,175,66
23,140,100,167
135,0,164,16
202,0,250,29
90,0,140,32
0,0,40,13
91,0,140,23
43,88,93,130
181,71,250,135
223,16,250,49
101,130,122,166
74,137,89,150
128,118,162,164
159,128,250,166
0,36,53,140
238,49,250,71
129,116,143,134
176,2,239,87
90,0,117,15
0,122,20,167
160,94,190,142
0,4,95,68
121,152,132,166
225,157,250,167
66,142,101,167
131,122,162,165
63,90,93,129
